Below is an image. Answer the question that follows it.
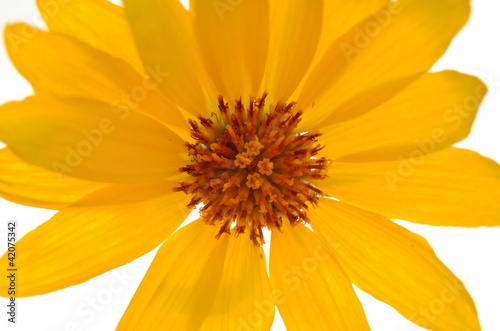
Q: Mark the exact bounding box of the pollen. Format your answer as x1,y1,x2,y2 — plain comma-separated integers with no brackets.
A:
174,93,329,245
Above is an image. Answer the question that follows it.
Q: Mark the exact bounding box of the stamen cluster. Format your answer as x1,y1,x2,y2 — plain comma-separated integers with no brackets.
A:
174,93,328,245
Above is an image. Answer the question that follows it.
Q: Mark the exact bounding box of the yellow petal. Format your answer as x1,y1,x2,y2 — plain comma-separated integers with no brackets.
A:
314,0,388,64
264,0,322,102
0,148,105,209
192,0,269,101
0,95,185,183
270,222,370,331
311,199,481,331
117,220,229,331
36,0,143,73
0,182,191,297
123,0,213,117
201,232,273,331
294,0,388,102
321,71,486,161
4,23,189,139
299,0,470,128
315,148,500,227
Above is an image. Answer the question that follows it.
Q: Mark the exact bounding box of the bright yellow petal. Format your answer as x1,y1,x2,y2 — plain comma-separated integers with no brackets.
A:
264,0,322,102
292,0,388,102
0,95,185,183
299,0,470,128
192,0,269,101
122,0,212,117
270,222,370,331
321,71,486,161
0,182,191,297
4,23,189,138
117,220,229,331
311,199,481,331
201,232,274,331
315,148,500,227
36,0,143,73
0,148,106,209
314,0,388,64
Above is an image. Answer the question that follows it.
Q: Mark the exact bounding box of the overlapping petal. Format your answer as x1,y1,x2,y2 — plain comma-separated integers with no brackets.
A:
314,148,500,227
36,0,143,73
4,23,189,138
0,95,185,183
123,0,213,117
320,71,486,161
311,199,481,331
300,0,470,128
264,0,322,103
270,222,370,330
314,0,388,63
117,220,229,330
0,148,105,209
201,232,274,331
0,182,191,297
191,0,269,101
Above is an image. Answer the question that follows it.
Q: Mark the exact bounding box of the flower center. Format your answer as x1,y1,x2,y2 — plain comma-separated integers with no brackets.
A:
174,93,329,245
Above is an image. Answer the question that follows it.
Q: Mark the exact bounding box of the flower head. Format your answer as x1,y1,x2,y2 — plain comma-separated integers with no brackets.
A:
0,0,499,330
174,94,328,245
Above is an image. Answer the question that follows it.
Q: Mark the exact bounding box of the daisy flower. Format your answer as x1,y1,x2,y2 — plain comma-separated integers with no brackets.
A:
1,0,499,330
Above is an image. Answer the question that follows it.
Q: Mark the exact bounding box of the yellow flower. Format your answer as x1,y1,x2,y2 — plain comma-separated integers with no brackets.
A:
0,0,499,330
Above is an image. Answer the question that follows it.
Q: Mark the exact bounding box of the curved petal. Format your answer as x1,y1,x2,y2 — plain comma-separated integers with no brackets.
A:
311,199,481,331
314,148,500,227
320,71,486,161
36,0,143,73
299,0,470,129
4,24,189,139
0,95,185,184
0,148,105,209
192,0,269,101
270,222,370,331
123,0,213,117
117,220,229,331
200,232,274,331
264,0,322,103
0,182,191,297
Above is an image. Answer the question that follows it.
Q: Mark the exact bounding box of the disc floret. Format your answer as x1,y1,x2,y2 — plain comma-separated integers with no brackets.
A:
174,93,329,245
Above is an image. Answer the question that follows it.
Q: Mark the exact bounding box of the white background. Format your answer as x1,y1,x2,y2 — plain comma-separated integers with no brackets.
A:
0,0,499,330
